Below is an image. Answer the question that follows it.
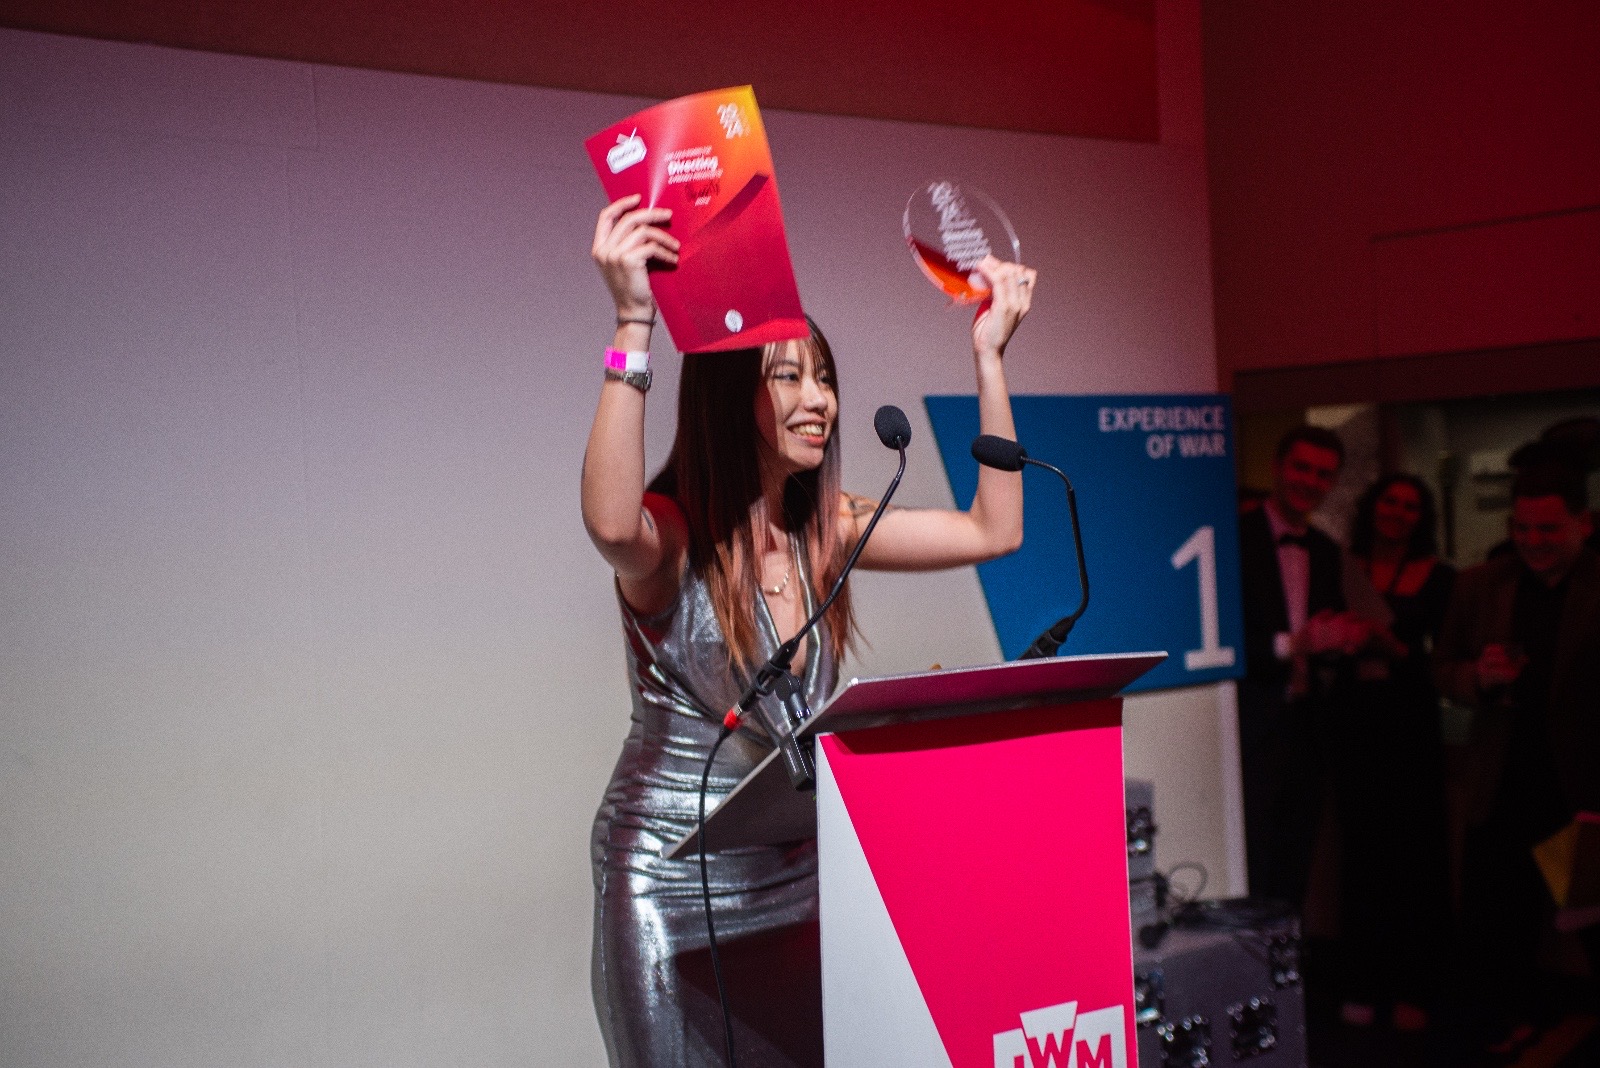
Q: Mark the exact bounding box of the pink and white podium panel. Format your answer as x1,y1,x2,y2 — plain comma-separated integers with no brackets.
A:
817,700,1137,1068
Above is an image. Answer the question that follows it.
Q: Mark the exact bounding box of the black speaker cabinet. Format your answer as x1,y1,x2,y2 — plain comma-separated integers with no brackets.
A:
1125,778,1157,882
1132,914,1306,1068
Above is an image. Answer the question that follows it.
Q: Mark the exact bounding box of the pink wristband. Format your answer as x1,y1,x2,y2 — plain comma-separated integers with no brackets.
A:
605,347,650,373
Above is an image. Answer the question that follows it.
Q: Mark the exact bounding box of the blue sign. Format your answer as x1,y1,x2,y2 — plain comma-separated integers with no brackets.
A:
925,394,1245,693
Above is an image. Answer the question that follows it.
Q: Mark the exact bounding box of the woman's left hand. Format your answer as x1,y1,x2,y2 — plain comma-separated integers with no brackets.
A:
971,255,1037,358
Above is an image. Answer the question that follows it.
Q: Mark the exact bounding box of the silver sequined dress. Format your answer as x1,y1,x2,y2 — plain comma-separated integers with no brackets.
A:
591,550,834,1068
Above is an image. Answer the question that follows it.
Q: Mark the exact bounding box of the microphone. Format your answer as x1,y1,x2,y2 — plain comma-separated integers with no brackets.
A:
875,405,912,450
727,404,912,789
970,434,1090,659
695,406,914,1066
970,433,1025,472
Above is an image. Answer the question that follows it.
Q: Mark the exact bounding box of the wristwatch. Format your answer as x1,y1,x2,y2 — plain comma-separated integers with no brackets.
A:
605,366,653,393
604,347,652,393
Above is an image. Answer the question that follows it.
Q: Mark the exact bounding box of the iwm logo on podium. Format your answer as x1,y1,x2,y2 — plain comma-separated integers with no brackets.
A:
993,1000,1127,1068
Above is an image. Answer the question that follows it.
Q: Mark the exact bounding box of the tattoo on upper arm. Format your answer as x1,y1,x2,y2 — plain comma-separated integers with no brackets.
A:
838,495,902,518
641,508,656,533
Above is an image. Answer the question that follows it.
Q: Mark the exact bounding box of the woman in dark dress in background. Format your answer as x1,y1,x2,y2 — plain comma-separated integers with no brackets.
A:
1335,474,1455,1032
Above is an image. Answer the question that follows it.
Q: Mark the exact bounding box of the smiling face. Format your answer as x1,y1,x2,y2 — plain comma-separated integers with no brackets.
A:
1272,441,1342,525
1373,480,1423,547
753,337,837,478
1510,494,1592,583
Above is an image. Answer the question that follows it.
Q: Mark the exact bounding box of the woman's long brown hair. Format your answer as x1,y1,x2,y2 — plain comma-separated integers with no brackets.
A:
647,322,856,672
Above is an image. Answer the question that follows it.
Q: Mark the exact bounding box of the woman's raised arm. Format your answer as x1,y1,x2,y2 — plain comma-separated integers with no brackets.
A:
850,255,1033,571
580,197,688,608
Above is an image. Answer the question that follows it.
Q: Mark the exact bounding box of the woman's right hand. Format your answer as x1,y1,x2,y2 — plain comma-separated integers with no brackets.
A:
592,194,679,320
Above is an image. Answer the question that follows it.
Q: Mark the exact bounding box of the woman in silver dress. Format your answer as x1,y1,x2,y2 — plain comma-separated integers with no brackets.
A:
581,194,1035,1067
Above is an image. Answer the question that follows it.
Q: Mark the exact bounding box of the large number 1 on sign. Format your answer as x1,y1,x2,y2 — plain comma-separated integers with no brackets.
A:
1171,526,1237,671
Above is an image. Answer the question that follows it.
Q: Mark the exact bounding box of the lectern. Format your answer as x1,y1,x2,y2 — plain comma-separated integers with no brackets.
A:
667,651,1165,1068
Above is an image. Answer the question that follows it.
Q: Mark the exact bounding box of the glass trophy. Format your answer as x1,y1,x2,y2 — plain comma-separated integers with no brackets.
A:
903,181,1020,303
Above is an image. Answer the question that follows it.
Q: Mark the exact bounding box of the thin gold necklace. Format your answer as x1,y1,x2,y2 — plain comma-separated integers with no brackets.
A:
764,564,792,597
764,532,793,597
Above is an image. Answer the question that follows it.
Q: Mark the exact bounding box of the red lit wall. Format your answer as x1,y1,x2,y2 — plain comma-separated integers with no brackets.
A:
1204,2,1600,389
0,0,1159,142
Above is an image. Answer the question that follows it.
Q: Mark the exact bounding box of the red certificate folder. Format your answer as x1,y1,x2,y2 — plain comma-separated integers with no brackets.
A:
585,86,810,354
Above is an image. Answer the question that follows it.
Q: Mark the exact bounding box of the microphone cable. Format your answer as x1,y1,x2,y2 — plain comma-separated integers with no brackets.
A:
698,725,739,1068
694,404,913,1067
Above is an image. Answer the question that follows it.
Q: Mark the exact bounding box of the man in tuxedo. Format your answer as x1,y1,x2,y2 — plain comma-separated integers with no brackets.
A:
1238,425,1364,905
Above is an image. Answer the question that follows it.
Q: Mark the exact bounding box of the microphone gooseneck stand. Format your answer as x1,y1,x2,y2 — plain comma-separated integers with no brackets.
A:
970,433,1090,659
698,404,912,1068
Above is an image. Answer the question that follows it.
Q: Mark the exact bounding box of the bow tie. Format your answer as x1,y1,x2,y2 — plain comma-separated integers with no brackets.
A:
1278,531,1312,548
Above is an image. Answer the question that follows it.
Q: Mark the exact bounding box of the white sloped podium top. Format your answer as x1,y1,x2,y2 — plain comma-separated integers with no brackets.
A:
663,651,1165,859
